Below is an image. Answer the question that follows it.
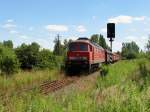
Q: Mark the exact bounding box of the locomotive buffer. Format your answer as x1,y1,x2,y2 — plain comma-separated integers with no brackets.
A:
107,23,115,62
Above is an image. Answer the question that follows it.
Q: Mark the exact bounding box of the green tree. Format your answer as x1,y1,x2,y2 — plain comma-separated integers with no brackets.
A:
146,36,150,52
91,34,109,49
99,34,107,49
37,49,56,69
0,44,19,75
15,42,40,69
53,37,64,56
90,34,99,44
3,40,13,49
63,39,72,52
121,41,139,59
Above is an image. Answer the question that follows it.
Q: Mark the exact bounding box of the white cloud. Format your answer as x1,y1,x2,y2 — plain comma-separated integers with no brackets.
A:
7,19,14,23
108,15,146,24
112,41,122,52
134,16,145,21
100,28,107,33
35,38,51,49
19,35,29,39
2,19,16,30
124,35,148,50
76,25,87,33
45,25,68,32
67,36,78,40
9,30,18,34
109,35,148,52
2,23,16,29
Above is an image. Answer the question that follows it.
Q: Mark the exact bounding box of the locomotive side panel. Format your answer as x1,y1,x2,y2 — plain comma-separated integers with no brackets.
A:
91,46,105,64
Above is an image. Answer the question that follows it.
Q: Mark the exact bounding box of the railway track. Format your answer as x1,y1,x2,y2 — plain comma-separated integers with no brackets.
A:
0,77,78,112
40,76,79,95
0,75,80,100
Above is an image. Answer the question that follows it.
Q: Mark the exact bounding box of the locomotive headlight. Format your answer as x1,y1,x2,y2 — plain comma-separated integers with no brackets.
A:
69,57,76,60
81,57,87,60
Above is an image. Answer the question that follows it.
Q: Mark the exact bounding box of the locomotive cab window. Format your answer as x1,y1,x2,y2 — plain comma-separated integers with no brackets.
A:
79,43,88,51
69,43,77,51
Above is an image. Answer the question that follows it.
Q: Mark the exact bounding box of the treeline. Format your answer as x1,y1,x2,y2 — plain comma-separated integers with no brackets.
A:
122,36,150,59
0,34,150,75
0,41,59,75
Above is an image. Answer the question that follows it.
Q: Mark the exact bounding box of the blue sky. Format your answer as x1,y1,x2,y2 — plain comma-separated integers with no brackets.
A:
0,0,150,51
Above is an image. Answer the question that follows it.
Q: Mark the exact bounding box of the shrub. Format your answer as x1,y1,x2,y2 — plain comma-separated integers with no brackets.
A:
122,41,139,59
100,65,109,77
37,49,57,69
146,52,150,60
0,45,19,75
15,43,40,69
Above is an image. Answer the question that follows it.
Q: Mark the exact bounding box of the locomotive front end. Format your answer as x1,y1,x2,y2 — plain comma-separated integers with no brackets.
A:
65,41,91,72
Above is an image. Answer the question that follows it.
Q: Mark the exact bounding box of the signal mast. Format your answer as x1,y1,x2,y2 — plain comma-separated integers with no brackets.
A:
107,23,115,52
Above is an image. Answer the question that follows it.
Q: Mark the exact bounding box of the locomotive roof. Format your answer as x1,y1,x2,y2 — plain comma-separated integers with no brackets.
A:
72,39,104,50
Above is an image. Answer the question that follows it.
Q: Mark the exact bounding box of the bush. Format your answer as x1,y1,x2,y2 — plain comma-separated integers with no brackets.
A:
15,43,58,70
100,65,109,77
15,43,40,69
0,45,19,75
37,49,57,69
122,41,139,59
146,52,150,60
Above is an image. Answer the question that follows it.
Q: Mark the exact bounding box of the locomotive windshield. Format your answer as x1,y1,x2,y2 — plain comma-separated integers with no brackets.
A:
79,43,88,51
69,43,88,51
69,43,77,51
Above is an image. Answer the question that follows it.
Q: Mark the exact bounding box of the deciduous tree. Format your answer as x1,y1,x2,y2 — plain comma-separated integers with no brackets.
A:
121,41,139,59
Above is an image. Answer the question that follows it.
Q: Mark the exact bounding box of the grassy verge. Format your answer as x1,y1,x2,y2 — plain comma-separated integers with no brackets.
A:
1,59,150,112
95,58,150,112
0,69,61,96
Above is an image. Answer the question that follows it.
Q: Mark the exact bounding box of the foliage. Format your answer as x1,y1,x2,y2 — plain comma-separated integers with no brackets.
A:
90,34,108,49
3,40,13,49
15,42,40,69
0,44,19,75
37,49,57,69
53,37,64,56
100,65,109,77
63,39,72,53
0,69,59,94
90,34,99,44
146,37,150,60
99,34,107,49
0,59,150,112
95,59,150,112
146,36,150,52
15,43,59,70
1,59,150,112
122,41,139,59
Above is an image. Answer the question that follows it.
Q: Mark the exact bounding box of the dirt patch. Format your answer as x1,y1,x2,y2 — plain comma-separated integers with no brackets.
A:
51,71,100,97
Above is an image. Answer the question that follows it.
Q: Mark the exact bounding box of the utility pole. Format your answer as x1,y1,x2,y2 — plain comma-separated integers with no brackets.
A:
56,34,61,55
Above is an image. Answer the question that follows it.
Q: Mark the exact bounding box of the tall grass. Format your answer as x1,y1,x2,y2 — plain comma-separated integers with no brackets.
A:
1,59,150,112
0,69,60,95
95,59,150,112
96,59,140,90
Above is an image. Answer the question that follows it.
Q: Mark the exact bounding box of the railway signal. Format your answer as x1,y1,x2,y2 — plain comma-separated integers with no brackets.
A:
107,23,115,52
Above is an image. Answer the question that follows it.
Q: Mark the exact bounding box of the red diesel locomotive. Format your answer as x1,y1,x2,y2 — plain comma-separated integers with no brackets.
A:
65,37,120,73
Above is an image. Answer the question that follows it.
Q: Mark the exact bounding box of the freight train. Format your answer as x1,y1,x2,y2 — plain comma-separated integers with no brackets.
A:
65,37,120,73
